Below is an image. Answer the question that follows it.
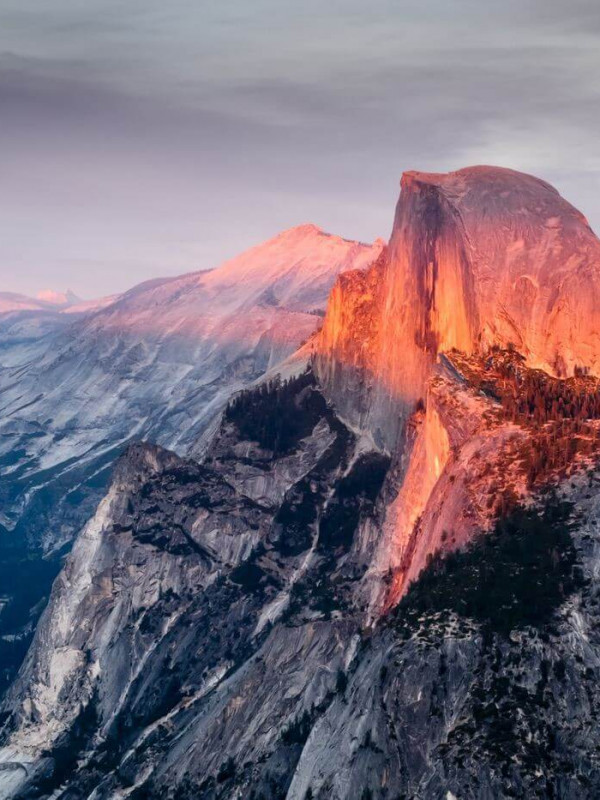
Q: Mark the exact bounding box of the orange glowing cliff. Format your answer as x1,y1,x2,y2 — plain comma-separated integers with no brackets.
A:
315,165,600,607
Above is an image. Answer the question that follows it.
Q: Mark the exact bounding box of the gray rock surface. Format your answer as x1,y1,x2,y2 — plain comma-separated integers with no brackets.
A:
2,367,600,800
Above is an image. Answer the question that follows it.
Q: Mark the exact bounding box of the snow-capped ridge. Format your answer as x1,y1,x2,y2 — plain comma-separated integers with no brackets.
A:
0,289,116,316
95,224,384,324
35,288,81,307
0,223,383,553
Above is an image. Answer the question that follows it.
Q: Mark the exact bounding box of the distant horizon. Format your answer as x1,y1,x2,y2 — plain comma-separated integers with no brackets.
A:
6,162,600,302
2,1,600,297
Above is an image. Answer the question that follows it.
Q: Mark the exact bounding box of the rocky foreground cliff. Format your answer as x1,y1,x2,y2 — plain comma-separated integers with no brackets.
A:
3,167,600,799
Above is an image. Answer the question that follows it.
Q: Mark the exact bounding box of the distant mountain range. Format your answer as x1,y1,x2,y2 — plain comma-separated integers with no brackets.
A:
0,289,78,314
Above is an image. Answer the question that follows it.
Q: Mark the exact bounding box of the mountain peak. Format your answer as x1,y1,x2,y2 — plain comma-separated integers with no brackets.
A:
273,223,377,248
391,163,600,370
402,163,556,187
36,288,81,307
196,224,384,314
278,222,324,238
317,164,600,449
400,165,590,228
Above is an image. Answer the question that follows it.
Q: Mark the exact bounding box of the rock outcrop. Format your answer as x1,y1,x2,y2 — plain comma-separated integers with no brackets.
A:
316,166,600,448
0,373,388,798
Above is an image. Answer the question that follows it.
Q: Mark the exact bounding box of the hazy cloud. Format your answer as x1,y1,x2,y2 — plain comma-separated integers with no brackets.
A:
1,0,600,296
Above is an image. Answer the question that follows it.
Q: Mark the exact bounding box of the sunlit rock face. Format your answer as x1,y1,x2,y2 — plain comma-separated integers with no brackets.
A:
316,166,600,449
312,248,387,437
400,166,600,374
371,362,530,609
316,165,600,612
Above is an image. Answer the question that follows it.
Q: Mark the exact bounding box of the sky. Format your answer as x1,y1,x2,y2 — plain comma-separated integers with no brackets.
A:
2,0,600,298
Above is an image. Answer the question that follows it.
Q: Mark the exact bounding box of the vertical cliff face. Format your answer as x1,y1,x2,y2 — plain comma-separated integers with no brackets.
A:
316,166,600,450
312,249,387,437
372,362,529,609
315,165,600,613
372,173,479,423
402,167,600,377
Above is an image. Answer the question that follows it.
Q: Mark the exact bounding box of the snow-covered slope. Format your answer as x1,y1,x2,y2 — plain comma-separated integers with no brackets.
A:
0,293,57,314
35,289,81,308
0,225,381,701
0,225,383,552
0,293,116,372
0,289,85,314
61,294,120,314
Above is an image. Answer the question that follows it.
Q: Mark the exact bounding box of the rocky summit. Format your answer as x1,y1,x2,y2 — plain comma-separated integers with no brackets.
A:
2,167,600,799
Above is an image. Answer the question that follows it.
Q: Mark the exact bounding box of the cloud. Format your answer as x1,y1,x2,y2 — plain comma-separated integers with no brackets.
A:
0,0,599,295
